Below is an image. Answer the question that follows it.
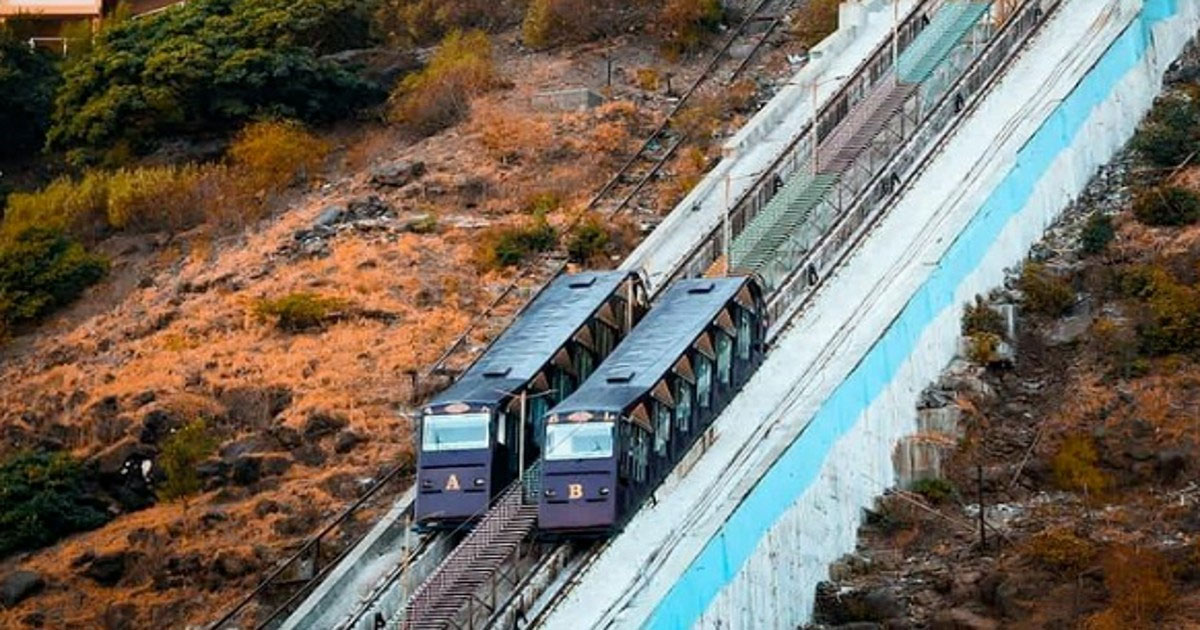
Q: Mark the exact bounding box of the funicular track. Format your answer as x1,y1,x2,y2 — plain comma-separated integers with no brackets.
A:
425,0,801,383
415,1,1062,628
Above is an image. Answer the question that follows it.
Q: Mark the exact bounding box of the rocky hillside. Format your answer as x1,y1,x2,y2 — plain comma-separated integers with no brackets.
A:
0,6,814,629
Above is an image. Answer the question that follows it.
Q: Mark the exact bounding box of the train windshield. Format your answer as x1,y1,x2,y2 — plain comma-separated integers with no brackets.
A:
545,422,614,460
422,413,490,451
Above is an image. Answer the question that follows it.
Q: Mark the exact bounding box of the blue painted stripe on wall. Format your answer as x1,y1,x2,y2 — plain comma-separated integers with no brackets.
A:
645,1,1178,628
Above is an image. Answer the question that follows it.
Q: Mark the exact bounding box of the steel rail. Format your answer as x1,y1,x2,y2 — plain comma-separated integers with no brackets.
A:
208,462,413,630
766,0,1060,337
479,2,1062,625
658,0,949,294
426,0,800,379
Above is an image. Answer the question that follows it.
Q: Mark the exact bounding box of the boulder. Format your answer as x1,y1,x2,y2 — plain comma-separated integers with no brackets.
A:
260,455,293,478
217,386,293,428
334,430,364,454
314,205,345,228
213,550,256,579
87,395,121,421
138,407,182,444
303,410,348,441
370,160,425,188
291,444,328,468
1,571,45,607
231,456,262,486
82,551,130,587
1157,449,1189,482
931,608,998,630
101,603,137,630
91,437,156,477
271,426,303,450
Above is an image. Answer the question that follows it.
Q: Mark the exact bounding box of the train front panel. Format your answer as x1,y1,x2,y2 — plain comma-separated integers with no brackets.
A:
538,418,618,535
414,406,495,527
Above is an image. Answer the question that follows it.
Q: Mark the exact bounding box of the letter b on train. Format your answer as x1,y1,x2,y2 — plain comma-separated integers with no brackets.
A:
568,484,583,499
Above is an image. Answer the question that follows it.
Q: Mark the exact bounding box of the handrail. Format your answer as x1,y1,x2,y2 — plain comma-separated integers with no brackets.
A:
660,0,949,294
208,461,413,629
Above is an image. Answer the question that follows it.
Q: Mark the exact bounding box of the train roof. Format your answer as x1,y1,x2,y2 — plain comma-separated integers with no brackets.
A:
549,277,751,416
429,270,634,408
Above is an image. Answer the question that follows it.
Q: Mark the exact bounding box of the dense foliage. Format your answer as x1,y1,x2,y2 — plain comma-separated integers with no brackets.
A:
47,0,382,163
0,451,111,558
390,29,498,135
1132,185,1200,227
252,292,349,331
0,31,62,159
1131,92,1200,168
0,227,107,336
157,420,218,505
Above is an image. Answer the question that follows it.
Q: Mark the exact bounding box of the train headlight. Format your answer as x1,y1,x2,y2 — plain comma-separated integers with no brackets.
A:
421,479,433,489
474,478,485,487
544,489,556,497
599,487,610,496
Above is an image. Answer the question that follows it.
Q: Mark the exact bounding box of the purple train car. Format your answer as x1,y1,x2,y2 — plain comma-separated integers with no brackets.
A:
414,271,647,529
538,276,767,536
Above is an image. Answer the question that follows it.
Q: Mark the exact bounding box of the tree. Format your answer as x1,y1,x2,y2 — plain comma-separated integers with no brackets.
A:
0,227,108,332
0,30,62,159
0,451,110,558
46,0,383,164
157,420,218,511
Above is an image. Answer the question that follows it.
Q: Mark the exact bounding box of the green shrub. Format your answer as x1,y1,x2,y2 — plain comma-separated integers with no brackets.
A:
962,296,1006,337
1132,185,1200,227
3,171,112,242
566,213,611,264
910,477,957,504
157,420,218,507
47,0,381,164
0,31,61,159
1019,262,1075,317
1131,93,1200,168
475,215,557,269
4,165,216,241
390,29,498,136
1139,274,1200,356
967,331,1001,365
227,120,330,204
0,451,110,559
1052,434,1109,496
1080,212,1116,255
252,292,349,331
0,228,108,331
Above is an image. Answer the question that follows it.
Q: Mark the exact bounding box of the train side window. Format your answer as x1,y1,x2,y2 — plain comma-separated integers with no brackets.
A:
574,347,595,383
552,370,574,404
696,354,713,409
496,413,506,446
716,332,733,387
653,402,670,456
675,379,693,432
530,395,550,447
634,429,648,483
736,308,752,360
594,321,615,358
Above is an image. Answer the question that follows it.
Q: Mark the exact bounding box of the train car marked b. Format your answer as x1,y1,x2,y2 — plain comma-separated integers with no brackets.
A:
568,484,584,499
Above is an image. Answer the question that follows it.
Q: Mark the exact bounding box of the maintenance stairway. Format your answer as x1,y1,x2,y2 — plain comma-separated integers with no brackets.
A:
402,481,539,630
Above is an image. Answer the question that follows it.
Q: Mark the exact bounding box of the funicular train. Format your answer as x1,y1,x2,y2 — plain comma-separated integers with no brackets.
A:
413,271,648,529
413,267,768,536
536,276,767,535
